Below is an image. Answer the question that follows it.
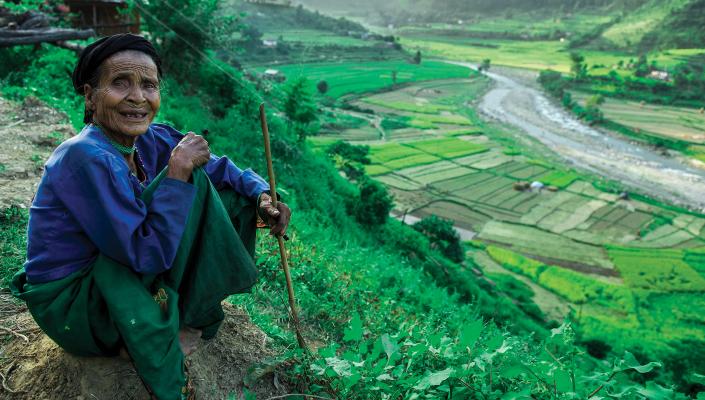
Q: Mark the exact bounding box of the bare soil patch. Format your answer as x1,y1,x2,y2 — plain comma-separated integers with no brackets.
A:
0,96,74,210
0,299,290,400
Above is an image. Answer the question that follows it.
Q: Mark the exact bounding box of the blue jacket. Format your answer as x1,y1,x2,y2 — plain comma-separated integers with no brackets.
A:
24,123,269,283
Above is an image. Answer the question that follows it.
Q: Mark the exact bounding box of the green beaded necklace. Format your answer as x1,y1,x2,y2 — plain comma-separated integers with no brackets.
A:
94,124,136,155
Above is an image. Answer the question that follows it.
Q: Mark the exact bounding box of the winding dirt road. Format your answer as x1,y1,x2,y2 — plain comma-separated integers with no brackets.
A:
448,61,705,211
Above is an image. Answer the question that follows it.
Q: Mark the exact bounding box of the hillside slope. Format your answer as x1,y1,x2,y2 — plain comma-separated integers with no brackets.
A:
640,0,705,49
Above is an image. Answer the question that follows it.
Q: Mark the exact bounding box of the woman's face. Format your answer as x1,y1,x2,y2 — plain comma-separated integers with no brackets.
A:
85,50,160,138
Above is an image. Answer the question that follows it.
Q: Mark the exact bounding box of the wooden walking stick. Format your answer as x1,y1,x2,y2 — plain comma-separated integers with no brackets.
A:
259,103,307,349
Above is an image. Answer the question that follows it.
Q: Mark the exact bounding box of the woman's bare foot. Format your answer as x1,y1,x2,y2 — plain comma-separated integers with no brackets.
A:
179,326,202,356
118,346,131,360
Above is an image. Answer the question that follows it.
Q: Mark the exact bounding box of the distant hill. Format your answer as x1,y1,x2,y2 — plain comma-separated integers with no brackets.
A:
229,0,366,34
297,0,705,51
639,0,705,50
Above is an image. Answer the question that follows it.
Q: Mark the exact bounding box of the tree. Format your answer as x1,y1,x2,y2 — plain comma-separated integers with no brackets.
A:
633,54,650,77
137,0,222,80
316,80,329,95
326,141,370,164
283,77,318,142
352,178,393,227
479,58,491,72
570,52,588,81
583,94,605,124
537,70,567,97
412,215,464,262
413,50,422,64
391,70,398,85
241,25,263,48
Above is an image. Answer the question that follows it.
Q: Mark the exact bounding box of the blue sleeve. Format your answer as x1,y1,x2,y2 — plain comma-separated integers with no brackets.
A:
203,154,270,200
159,125,269,200
53,154,196,275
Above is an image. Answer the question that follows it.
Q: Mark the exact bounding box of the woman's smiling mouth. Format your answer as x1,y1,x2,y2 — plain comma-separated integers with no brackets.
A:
120,111,148,121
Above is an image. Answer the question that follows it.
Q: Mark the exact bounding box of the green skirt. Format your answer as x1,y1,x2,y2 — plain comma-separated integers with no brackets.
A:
10,168,259,400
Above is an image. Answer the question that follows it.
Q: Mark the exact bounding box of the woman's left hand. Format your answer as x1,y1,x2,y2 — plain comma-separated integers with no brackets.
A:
258,193,292,236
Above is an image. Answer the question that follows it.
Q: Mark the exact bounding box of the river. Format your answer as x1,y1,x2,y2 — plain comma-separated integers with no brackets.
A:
446,61,705,211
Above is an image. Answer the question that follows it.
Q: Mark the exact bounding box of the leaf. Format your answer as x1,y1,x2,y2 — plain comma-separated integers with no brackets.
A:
325,357,352,377
499,361,524,379
413,368,454,391
635,382,675,400
381,334,399,360
343,313,363,342
495,340,512,354
459,319,483,349
616,351,661,374
692,373,705,385
242,388,257,400
501,388,532,400
376,373,394,381
485,335,504,352
554,369,573,393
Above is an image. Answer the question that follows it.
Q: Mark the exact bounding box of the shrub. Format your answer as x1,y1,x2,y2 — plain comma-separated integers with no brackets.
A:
412,215,464,263
351,178,393,227
537,70,568,97
326,141,370,164
316,80,329,95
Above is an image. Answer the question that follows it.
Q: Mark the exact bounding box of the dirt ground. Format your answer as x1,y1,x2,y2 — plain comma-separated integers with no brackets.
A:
0,297,291,399
0,96,75,210
0,96,292,399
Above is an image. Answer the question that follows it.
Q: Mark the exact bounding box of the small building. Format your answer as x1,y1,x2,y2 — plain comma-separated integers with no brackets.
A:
262,69,285,82
65,0,139,36
648,70,670,81
262,39,277,48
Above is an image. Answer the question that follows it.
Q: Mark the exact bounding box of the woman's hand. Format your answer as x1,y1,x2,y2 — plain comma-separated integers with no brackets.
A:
258,193,292,236
167,132,210,182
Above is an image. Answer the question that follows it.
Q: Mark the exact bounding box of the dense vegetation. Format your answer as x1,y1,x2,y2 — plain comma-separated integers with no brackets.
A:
2,0,705,398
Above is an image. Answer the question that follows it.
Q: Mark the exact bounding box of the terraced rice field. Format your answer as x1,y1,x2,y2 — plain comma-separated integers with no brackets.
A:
312,68,705,359
572,91,705,144
267,60,473,98
262,29,370,46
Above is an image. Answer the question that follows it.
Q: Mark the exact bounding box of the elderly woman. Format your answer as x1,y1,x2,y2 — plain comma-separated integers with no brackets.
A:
10,34,290,399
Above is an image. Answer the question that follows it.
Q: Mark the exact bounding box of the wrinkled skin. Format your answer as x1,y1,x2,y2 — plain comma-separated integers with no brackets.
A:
84,50,161,143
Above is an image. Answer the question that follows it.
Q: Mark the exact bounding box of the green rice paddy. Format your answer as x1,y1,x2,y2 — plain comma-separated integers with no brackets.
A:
265,60,473,98
306,56,705,365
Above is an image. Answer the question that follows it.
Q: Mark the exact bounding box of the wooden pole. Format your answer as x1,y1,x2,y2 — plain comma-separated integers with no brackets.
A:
259,103,306,349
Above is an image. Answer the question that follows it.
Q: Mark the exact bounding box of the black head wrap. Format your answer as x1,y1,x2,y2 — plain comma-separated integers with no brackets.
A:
72,33,162,123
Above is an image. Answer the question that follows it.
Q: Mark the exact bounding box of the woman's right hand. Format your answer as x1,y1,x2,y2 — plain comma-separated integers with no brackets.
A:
167,132,211,182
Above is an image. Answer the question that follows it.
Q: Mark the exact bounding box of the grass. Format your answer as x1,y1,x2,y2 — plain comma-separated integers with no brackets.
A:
607,246,705,292
399,36,627,73
571,91,705,144
361,97,455,114
600,0,691,48
369,142,419,163
398,161,476,184
534,170,580,188
0,207,28,287
487,245,545,279
365,164,392,176
262,29,370,47
537,266,633,310
306,47,705,374
487,245,633,309
405,137,488,159
267,60,474,98
479,220,615,270
381,153,441,169
367,137,486,175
